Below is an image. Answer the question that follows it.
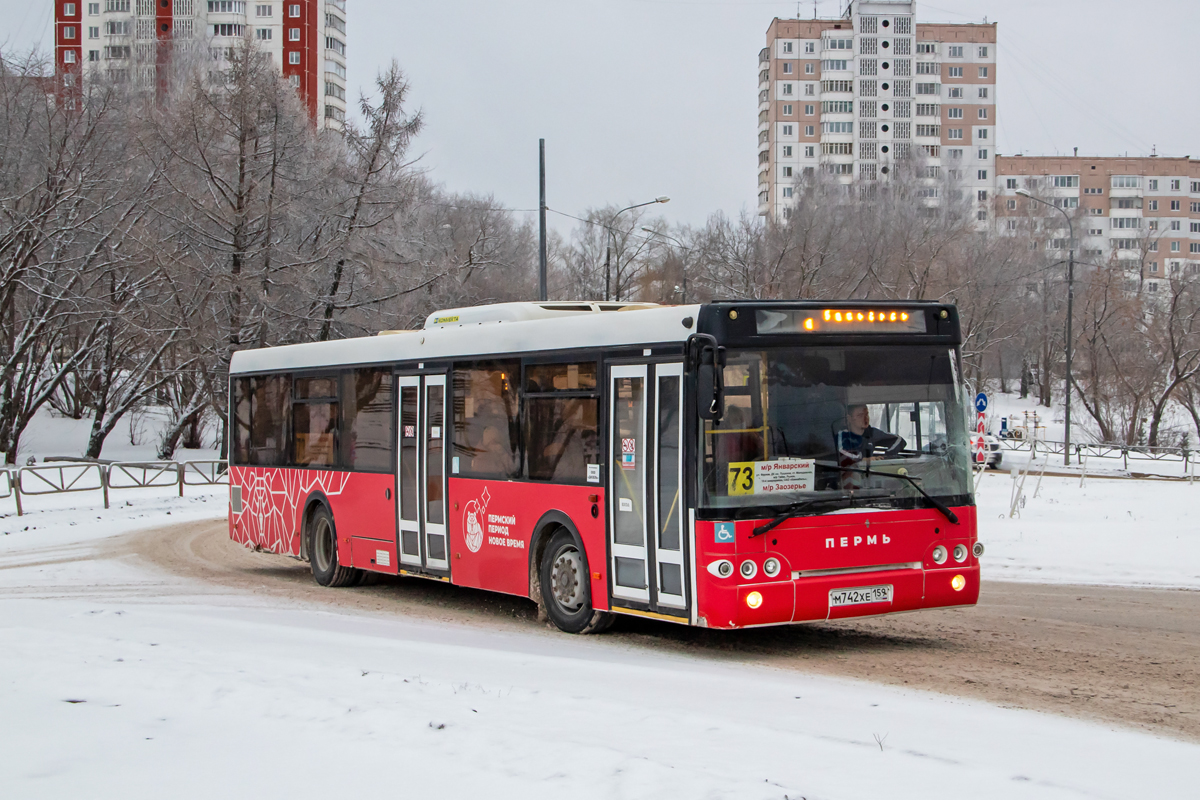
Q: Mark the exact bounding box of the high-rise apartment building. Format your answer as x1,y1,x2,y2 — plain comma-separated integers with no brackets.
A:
996,156,1200,293
53,0,347,129
759,0,996,222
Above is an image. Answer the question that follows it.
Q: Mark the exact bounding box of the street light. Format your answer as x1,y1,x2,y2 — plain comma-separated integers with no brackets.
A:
606,196,670,301
1017,187,1076,466
641,227,691,303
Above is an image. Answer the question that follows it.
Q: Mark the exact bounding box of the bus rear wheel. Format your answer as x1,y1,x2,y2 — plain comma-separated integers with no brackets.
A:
539,529,614,634
309,505,360,588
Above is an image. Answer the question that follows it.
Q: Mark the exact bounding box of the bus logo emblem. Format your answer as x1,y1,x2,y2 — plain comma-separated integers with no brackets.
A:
715,523,735,543
463,487,490,553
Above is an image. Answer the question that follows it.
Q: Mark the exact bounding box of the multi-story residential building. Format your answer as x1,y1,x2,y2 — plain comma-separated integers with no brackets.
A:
995,155,1200,293
53,0,347,129
758,0,996,223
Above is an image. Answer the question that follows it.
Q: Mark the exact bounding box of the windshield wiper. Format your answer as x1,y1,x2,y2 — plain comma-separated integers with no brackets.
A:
749,497,865,538
817,462,960,525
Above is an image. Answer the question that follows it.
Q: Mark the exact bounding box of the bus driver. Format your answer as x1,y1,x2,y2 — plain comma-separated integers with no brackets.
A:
836,404,906,468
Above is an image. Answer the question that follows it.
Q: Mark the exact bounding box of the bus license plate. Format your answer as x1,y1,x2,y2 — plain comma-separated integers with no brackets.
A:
829,585,893,607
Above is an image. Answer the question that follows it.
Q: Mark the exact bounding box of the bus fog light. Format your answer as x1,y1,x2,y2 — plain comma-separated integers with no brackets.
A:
973,542,985,558
707,560,734,579
951,574,966,591
740,560,758,579
763,557,781,578
932,545,948,565
746,591,763,609
953,544,968,563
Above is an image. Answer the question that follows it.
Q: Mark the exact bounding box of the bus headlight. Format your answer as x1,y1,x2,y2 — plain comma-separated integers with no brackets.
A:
932,545,948,565
707,560,734,579
763,557,781,578
951,574,967,591
746,591,763,609
953,544,968,563
740,560,758,580
973,542,985,558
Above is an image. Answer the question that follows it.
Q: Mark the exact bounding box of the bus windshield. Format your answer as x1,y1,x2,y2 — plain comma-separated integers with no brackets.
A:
700,344,972,511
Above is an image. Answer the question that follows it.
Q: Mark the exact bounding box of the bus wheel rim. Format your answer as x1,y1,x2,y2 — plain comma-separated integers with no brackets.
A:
551,546,585,612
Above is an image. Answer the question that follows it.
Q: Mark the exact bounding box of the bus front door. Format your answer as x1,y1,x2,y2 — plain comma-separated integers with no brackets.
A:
608,362,688,615
396,373,450,574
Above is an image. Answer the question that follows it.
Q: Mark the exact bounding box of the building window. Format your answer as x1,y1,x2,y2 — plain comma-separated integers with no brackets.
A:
1149,179,1159,191
782,104,792,115
804,104,814,115
1006,178,1017,189
948,128,963,140
977,128,989,139
782,124,793,136
947,87,963,99
88,2,98,12
977,149,988,160
64,2,76,14
1007,199,1016,210
212,24,245,37
289,74,300,86
782,42,793,53
823,59,850,72
256,4,272,15
804,125,814,136
782,145,792,157
782,83,793,96
256,28,272,40
63,50,77,63
978,108,988,119
1170,179,1181,190
948,108,963,119
1112,175,1141,189
804,145,815,157
289,28,300,41
782,166,793,177
1171,219,1182,231
290,4,300,16
978,88,989,100
948,45,963,57
782,187,794,198
783,63,792,74
948,66,963,78
1148,200,1158,211
64,26,77,39
88,26,98,38
805,63,814,74
88,49,99,61
978,170,988,181
289,51,300,64
805,41,815,53
1171,200,1181,211
979,66,989,78
1052,176,1079,188
916,42,936,54
916,61,939,75
978,46,989,57
1172,242,1181,252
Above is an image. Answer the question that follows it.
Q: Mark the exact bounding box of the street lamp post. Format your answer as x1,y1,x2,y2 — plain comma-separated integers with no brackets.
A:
641,227,691,303
605,197,670,301
1017,188,1075,466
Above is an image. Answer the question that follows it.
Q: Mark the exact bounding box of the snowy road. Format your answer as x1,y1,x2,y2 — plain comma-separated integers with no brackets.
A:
1,499,1198,798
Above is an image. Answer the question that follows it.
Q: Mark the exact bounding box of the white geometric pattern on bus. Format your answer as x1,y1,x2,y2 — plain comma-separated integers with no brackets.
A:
230,467,352,556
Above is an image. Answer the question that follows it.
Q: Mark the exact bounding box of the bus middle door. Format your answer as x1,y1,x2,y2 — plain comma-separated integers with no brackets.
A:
396,372,450,575
608,361,687,616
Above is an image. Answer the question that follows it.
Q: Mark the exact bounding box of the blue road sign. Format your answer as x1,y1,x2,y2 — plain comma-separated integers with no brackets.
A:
975,393,988,414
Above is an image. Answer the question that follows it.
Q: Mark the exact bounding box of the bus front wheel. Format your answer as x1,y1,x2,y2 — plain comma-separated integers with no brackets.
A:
309,505,360,588
539,529,613,634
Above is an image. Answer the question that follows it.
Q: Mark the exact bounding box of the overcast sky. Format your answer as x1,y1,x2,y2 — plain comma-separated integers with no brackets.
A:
3,0,1197,230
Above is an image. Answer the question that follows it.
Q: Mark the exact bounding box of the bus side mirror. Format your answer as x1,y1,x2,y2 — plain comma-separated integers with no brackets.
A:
688,334,725,422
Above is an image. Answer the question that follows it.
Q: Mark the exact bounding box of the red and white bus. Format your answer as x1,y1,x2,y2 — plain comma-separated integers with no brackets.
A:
228,300,980,633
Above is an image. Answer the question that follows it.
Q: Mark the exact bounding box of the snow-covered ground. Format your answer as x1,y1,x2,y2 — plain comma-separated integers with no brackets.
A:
1,496,1197,798
975,469,1200,589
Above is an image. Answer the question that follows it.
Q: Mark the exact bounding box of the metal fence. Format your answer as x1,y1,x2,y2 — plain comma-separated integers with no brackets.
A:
996,436,1191,470
4,459,227,516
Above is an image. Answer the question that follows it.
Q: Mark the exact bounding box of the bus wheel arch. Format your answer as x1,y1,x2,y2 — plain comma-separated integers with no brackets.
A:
300,492,333,563
529,511,614,635
305,495,360,588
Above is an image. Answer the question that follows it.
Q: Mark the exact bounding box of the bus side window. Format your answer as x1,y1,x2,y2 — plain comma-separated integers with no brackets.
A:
523,362,600,484
250,374,290,466
340,370,394,472
452,361,520,479
232,377,252,465
293,376,338,468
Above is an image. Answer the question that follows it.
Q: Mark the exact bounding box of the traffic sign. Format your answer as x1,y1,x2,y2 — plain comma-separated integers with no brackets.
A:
974,393,988,414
